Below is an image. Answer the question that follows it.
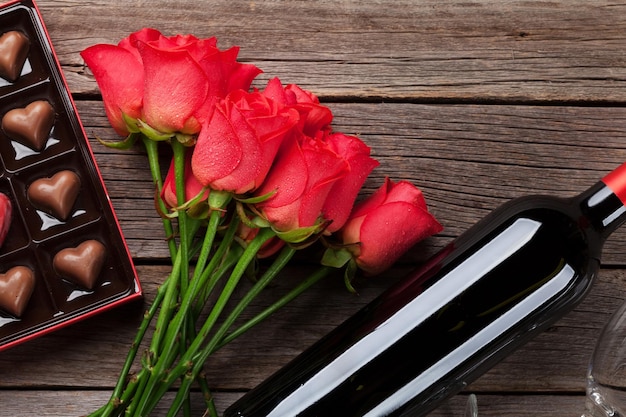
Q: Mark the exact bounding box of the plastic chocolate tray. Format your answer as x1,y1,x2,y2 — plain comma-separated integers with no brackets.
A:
0,0,141,351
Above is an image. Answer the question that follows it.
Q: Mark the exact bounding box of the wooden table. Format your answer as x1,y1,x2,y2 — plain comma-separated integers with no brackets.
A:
2,0,626,415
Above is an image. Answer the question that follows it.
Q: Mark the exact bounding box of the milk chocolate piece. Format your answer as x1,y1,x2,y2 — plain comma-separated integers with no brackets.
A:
0,266,35,317
53,240,106,290
28,170,80,221
2,100,55,151
0,31,29,82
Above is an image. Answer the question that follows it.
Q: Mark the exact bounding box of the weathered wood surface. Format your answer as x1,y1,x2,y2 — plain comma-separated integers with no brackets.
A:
2,0,626,416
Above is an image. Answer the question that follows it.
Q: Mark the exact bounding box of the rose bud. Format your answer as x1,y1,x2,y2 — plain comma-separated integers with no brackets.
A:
339,178,443,275
81,28,261,137
254,134,348,238
161,152,209,217
255,129,378,241
262,79,334,137
321,132,379,233
191,82,299,195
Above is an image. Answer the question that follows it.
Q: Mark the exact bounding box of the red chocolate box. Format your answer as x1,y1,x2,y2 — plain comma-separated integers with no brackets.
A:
0,0,141,351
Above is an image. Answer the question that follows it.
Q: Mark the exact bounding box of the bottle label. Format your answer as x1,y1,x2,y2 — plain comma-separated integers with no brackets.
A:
602,162,626,206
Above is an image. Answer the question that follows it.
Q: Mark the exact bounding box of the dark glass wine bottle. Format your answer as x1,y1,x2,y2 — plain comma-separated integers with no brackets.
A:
225,162,626,417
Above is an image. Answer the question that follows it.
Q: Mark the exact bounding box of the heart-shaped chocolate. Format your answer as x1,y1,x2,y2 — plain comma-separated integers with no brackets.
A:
0,266,35,317
53,240,106,290
2,100,55,151
0,31,30,82
28,170,81,221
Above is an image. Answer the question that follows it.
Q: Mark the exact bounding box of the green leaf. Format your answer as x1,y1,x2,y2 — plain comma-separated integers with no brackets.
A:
321,248,353,269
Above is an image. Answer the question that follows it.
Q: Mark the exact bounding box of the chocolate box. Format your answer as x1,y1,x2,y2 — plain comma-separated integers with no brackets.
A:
0,0,141,351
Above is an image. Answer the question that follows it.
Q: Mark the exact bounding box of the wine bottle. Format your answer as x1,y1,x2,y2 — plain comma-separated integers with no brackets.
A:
225,162,626,417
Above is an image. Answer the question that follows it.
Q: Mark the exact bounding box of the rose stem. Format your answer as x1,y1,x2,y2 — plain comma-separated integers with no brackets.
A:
142,137,177,259
217,265,333,349
153,208,234,374
170,140,192,336
192,225,242,319
167,244,298,417
126,221,242,416
134,228,276,417
93,279,170,417
92,136,183,417
192,265,334,417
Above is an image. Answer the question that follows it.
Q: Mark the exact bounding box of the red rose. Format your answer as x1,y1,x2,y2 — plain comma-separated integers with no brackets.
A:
161,153,209,209
255,128,377,239
255,133,349,234
81,28,261,136
340,178,443,275
321,132,379,232
262,80,333,136
191,79,299,194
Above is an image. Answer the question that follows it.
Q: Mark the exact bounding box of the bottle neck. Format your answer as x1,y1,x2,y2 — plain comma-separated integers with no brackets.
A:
579,162,626,238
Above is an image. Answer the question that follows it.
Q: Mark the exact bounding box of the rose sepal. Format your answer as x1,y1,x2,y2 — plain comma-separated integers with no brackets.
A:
321,247,353,269
137,119,175,142
208,189,232,210
321,246,360,293
167,186,213,219
235,189,276,205
175,132,196,147
122,112,141,133
272,220,329,245
235,202,271,230
96,131,141,150
343,258,359,294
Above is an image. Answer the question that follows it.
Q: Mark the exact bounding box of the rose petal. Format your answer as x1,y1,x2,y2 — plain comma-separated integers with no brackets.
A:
349,177,393,219
385,180,429,209
357,201,442,274
80,44,144,135
191,104,244,187
322,133,379,232
138,42,209,133
296,142,349,228
208,104,262,193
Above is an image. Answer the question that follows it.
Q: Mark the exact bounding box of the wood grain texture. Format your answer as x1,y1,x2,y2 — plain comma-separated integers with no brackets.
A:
39,0,626,103
1,0,626,415
76,100,626,262
0,392,590,417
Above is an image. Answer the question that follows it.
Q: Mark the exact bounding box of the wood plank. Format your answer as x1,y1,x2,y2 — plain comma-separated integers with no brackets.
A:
0,263,622,394
74,100,626,263
0,391,589,417
433,394,588,417
32,0,626,103
2,2,624,415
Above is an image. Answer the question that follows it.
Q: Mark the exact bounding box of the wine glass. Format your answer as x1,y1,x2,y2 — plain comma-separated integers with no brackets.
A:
582,298,626,417
448,297,626,417
465,394,478,417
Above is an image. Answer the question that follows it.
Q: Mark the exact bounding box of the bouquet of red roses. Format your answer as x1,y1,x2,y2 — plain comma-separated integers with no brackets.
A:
81,28,442,417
